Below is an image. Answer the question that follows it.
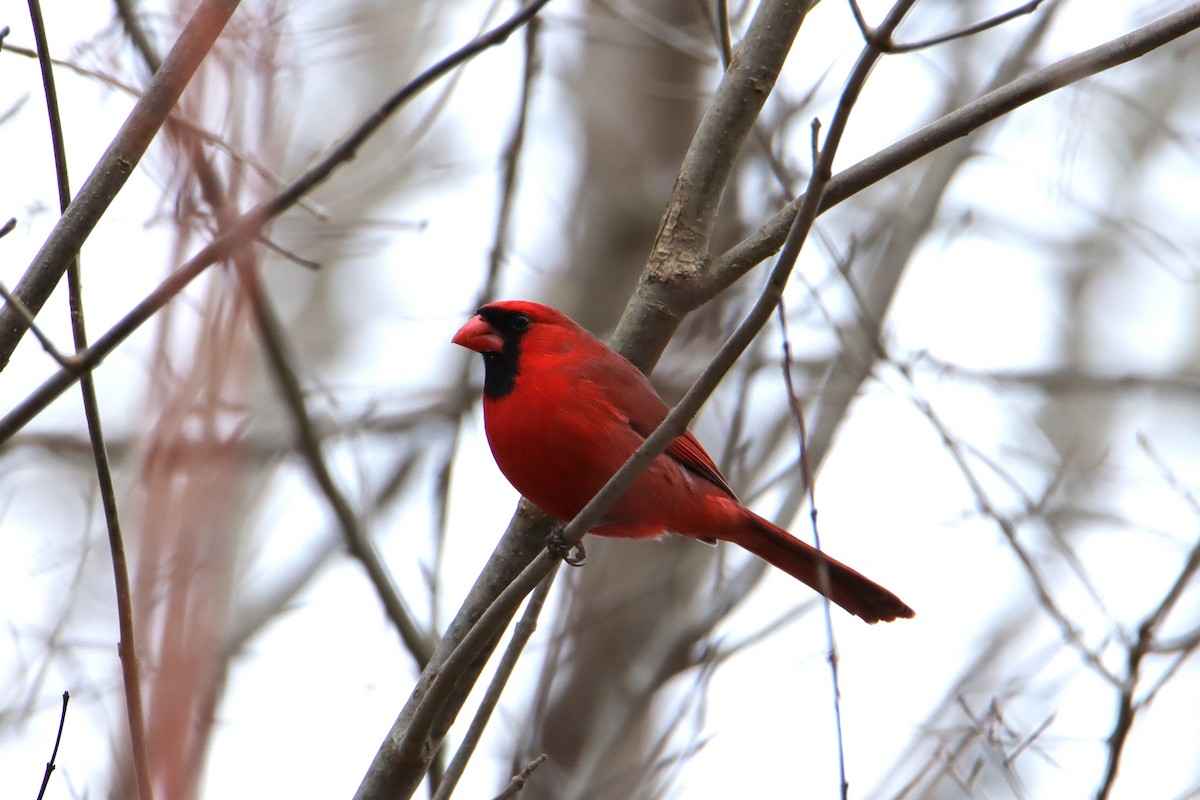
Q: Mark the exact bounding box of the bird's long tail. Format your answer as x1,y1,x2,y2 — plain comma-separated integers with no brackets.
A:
729,511,914,624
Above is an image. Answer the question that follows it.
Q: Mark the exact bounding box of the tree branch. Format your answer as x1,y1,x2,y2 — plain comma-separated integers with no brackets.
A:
612,0,815,371
0,0,555,445
0,0,242,370
28,0,153,796
712,2,1200,286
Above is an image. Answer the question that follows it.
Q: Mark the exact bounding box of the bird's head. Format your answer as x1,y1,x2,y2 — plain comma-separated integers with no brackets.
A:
453,301,587,398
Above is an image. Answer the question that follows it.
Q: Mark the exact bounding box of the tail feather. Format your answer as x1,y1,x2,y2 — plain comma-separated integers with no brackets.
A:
731,512,914,624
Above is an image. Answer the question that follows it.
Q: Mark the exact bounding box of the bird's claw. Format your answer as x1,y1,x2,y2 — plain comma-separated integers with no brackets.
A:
547,526,586,567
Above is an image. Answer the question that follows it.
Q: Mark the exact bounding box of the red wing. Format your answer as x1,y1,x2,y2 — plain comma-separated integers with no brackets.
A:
665,430,738,500
588,340,739,500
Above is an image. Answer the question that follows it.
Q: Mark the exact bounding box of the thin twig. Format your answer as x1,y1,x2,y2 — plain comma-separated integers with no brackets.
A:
1097,437,1200,799
35,691,69,800
777,301,847,799
256,235,320,269
910,389,1118,686
846,0,1044,53
0,278,71,365
1136,435,1200,632
898,0,1045,53
432,573,558,800
27,1,153,798
491,755,548,800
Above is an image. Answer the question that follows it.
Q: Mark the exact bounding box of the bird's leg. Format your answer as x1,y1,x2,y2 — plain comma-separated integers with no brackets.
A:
546,524,586,567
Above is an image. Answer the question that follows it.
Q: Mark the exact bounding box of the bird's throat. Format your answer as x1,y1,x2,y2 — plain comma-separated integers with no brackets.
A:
482,349,519,399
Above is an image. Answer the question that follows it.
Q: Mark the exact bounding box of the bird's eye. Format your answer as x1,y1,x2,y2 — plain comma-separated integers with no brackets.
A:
511,313,531,331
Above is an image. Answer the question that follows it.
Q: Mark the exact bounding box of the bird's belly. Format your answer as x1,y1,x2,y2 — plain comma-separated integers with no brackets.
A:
487,419,737,540
482,386,741,540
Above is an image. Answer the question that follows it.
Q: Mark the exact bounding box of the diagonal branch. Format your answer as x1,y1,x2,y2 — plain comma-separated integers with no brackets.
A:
239,266,435,667
0,0,242,369
111,0,434,666
712,1,1200,288
0,0,555,445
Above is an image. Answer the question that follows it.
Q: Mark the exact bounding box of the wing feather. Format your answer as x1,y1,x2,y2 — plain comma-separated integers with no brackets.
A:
588,347,738,501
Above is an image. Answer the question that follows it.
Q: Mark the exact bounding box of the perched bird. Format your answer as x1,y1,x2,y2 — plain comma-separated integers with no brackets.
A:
453,300,914,624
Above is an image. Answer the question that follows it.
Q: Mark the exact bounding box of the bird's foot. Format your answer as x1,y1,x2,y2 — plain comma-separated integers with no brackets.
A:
546,525,586,567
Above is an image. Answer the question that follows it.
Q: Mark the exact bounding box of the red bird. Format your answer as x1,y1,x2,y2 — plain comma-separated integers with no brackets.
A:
453,300,914,624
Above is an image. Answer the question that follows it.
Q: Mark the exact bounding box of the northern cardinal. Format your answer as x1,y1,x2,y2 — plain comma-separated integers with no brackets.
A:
453,300,914,624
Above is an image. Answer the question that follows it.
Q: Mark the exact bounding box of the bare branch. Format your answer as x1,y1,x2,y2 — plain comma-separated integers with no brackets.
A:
1098,438,1200,798
432,573,557,800
0,278,72,366
28,0,152,796
240,267,434,666
847,0,1045,53
911,390,1119,686
34,691,69,800
0,0,242,369
887,0,1044,53
492,755,548,800
714,2,1200,284
0,0,555,444
612,0,815,371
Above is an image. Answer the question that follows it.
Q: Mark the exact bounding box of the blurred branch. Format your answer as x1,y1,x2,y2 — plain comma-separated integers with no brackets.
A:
112,0,435,670
1097,436,1200,799
240,267,434,666
0,0,555,445
2,398,462,463
112,0,162,74
911,389,1119,685
0,0,242,370
0,41,327,220
223,455,421,656
913,357,1200,398
27,1,153,797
